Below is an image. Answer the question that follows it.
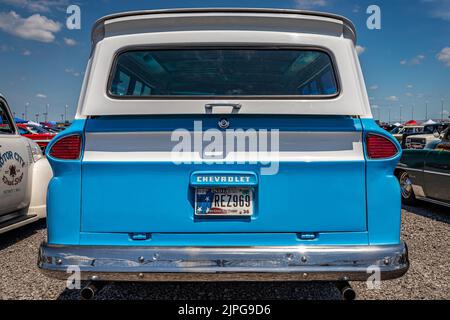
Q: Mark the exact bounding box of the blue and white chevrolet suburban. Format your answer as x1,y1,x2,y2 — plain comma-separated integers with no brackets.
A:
38,9,409,286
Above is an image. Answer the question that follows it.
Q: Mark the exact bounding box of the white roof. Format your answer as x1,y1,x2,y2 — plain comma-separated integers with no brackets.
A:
76,9,370,118
91,8,357,47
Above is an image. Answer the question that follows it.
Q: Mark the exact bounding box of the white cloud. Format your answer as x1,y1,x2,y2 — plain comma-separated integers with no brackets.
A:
356,45,365,55
0,44,13,52
0,11,61,42
22,49,31,55
369,85,378,90
406,84,413,89
0,0,68,13
294,0,328,9
421,0,450,21
36,93,47,98
65,68,80,77
63,37,76,46
437,47,450,67
400,54,425,66
411,54,425,65
405,92,414,97
386,96,399,102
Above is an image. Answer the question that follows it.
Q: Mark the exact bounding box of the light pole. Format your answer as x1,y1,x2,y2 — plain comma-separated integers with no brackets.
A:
411,104,414,120
60,114,64,122
442,99,445,122
425,101,428,120
44,103,49,122
35,113,39,123
64,104,69,123
399,105,403,123
25,102,29,120
388,108,391,124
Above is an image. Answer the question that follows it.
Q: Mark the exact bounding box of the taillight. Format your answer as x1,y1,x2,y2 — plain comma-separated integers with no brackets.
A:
366,134,398,159
49,135,82,160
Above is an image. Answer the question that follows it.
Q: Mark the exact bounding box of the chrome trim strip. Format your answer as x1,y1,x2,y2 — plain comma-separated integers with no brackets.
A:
396,167,450,177
397,167,423,173
38,242,409,282
416,196,450,208
423,170,450,177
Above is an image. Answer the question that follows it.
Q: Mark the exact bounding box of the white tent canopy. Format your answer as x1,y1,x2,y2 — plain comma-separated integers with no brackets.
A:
421,119,437,125
393,122,402,127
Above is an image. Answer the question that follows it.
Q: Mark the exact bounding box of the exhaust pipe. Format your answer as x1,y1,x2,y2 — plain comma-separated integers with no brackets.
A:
80,281,105,300
336,281,356,301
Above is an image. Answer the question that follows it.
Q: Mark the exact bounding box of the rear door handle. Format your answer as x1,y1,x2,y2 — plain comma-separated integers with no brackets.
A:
205,103,241,114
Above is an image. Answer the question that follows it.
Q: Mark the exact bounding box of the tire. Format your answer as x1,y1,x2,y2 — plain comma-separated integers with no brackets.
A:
398,171,416,205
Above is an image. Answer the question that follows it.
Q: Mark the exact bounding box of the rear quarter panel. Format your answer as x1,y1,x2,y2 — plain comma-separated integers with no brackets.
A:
362,119,403,245
46,120,85,244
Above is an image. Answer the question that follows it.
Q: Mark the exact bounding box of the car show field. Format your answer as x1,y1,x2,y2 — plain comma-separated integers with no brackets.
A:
0,203,448,300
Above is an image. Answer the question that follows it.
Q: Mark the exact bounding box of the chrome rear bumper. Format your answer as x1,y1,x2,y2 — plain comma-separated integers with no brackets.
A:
38,242,408,282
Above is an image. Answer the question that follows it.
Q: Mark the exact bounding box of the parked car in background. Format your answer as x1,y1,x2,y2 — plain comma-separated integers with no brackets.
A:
381,124,397,132
17,123,56,151
0,95,52,234
391,126,424,146
40,122,64,133
396,127,450,207
39,9,408,295
405,123,449,150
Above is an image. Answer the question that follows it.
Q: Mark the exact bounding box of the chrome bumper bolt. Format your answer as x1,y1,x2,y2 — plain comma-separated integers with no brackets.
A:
138,256,145,263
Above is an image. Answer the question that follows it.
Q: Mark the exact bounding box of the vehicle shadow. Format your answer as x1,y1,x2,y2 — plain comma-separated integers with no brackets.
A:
0,219,46,251
57,281,342,300
403,202,450,225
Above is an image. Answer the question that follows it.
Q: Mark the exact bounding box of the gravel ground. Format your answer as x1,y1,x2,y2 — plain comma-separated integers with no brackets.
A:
0,202,448,300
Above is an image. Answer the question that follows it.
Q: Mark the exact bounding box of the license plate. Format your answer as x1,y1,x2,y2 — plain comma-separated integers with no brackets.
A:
195,188,253,216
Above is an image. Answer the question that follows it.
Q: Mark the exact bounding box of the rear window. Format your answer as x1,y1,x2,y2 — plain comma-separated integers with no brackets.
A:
109,49,339,98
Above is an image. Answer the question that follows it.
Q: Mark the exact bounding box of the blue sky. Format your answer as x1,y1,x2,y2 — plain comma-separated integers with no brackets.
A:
0,0,449,122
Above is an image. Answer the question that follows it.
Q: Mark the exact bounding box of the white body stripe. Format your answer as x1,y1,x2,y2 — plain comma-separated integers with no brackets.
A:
83,131,364,162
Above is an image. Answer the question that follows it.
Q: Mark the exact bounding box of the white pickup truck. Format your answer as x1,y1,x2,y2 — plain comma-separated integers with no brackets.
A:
0,94,52,234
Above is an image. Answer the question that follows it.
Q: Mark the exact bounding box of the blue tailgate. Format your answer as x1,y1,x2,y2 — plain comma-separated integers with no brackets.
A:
80,115,367,233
